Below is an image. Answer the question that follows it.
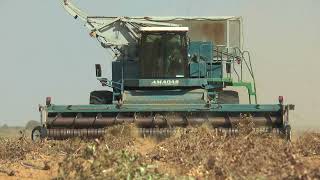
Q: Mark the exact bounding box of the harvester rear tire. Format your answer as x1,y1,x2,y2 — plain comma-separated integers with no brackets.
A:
218,90,239,104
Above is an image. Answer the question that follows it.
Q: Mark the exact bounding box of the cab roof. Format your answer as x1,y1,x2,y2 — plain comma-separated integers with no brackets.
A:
139,27,189,32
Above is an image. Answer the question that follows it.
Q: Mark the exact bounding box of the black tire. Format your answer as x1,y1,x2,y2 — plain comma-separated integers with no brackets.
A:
90,91,113,104
217,90,239,104
31,126,44,142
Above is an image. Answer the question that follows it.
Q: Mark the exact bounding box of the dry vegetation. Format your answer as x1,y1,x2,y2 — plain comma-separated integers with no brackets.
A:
0,123,319,180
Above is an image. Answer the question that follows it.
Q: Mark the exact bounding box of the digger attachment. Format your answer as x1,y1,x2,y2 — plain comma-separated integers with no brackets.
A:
32,96,294,141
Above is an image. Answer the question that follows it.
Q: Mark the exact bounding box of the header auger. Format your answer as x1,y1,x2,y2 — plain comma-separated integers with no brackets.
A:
32,0,295,141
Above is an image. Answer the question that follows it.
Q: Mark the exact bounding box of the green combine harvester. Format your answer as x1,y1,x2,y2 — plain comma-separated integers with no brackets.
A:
32,0,295,141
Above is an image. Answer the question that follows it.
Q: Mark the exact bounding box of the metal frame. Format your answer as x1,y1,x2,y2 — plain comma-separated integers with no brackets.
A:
46,103,281,113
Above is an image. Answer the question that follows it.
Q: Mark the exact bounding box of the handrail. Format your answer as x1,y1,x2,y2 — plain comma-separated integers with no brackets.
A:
212,47,257,104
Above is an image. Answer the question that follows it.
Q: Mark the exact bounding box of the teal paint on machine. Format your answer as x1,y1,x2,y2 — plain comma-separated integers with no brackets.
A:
47,104,282,113
31,0,294,141
189,62,206,77
189,41,214,62
188,41,222,79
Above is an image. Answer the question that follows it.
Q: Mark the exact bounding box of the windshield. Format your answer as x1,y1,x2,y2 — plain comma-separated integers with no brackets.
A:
140,32,187,78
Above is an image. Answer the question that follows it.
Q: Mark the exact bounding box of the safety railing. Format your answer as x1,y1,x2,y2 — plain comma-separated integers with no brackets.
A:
211,46,257,104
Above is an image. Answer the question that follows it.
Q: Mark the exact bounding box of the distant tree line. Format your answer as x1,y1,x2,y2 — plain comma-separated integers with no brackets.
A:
0,120,40,129
25,120,40,129
1,124,9,129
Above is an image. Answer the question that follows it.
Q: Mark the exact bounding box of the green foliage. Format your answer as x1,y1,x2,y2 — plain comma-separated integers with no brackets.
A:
1,124,9,129
58,125,170,179
58,143,168,179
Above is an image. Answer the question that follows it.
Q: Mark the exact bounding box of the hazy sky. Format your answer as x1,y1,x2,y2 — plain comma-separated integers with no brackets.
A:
0,0,319,129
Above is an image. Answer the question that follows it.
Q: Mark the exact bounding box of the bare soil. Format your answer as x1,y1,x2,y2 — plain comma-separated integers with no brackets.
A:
0,124,319,179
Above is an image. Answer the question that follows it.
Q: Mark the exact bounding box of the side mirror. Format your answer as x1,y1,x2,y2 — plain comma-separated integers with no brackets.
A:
95,64,102,77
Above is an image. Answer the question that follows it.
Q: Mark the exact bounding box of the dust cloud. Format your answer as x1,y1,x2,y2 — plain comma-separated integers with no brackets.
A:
238,0,320,130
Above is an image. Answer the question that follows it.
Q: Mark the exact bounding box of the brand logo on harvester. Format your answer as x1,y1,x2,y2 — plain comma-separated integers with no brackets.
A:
151,80,179,86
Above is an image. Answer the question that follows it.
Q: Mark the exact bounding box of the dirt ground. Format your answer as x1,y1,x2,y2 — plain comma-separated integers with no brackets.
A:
0,125,319,180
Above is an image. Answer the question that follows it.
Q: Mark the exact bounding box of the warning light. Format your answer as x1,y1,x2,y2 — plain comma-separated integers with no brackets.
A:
46,97,52,106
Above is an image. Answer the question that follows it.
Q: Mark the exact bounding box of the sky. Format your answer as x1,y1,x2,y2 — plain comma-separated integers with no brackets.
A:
0,0,319,129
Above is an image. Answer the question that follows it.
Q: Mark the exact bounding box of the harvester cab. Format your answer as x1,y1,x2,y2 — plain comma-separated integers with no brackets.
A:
31,0,295,141
93,26,236,106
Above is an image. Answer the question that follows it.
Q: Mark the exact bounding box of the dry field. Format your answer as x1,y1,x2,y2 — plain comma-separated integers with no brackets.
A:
0,125,319,180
